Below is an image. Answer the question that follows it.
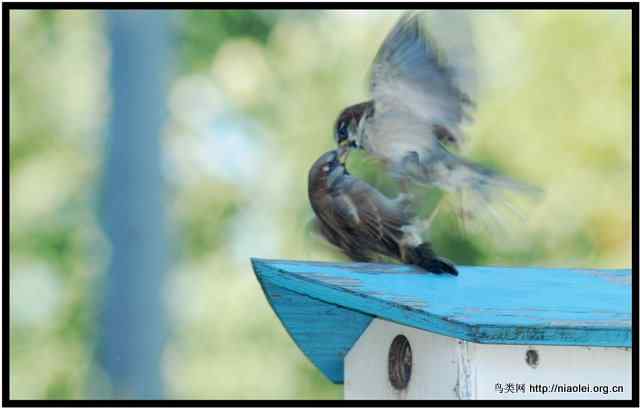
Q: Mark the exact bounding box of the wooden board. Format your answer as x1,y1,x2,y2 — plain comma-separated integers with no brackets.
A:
346,319,631,400
257,279,373,383
252,258,631,384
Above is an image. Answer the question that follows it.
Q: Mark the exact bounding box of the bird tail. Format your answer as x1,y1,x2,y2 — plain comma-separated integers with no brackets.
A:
445,155,542,199
404,242,458,275
426,154,543,233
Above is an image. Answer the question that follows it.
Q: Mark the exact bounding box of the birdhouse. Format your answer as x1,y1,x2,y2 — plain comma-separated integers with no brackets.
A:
251,259,631,400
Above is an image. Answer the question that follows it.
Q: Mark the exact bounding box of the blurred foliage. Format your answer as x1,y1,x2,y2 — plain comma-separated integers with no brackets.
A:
9,9,631,400
179,11,280,72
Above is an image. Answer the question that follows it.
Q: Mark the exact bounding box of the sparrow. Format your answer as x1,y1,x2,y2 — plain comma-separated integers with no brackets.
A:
334,11,540,222
308,145,458,275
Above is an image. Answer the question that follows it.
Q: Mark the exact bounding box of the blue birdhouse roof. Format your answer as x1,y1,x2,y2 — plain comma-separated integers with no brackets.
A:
251,258,631,384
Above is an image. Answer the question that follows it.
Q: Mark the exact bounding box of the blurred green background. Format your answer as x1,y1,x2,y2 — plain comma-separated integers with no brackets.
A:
9,10,631,399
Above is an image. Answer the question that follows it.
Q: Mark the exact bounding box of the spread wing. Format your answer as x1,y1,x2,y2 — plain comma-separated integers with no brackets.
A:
368,11,476,154
364,12,541,230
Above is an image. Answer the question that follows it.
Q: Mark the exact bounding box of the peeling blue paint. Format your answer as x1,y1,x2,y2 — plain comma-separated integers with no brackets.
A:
256,274,372,383
251,258,631,384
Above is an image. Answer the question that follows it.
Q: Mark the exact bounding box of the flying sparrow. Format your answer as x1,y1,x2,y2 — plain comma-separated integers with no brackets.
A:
334,11,540,223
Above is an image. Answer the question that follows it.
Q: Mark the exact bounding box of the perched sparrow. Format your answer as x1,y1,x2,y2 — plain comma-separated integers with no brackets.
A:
308,146,458,275
334,11,540,220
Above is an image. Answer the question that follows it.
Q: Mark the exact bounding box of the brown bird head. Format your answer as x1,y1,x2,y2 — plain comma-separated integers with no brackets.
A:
308,146,350,197
334,100,374,148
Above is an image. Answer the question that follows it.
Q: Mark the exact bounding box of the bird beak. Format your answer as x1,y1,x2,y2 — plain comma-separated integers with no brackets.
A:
338,144,351,164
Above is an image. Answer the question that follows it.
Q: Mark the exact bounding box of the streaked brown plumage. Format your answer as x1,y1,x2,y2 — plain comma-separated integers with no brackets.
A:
308,146,457,275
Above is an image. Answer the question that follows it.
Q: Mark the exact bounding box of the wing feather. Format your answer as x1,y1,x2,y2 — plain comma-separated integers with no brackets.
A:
368,11,476,155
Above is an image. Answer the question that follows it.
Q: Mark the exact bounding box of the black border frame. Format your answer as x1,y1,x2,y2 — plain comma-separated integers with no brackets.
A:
3,2,638,407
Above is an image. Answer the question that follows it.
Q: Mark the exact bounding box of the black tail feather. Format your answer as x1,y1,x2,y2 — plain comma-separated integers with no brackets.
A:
406,243,458,275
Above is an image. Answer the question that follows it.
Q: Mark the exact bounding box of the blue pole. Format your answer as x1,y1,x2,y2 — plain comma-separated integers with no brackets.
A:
97,11,172,399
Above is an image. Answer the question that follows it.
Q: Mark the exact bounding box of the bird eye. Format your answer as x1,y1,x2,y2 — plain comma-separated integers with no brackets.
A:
336,121,349,143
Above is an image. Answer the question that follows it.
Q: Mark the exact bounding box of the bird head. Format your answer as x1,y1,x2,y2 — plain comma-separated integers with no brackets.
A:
308,146,350,194
334,100,374,149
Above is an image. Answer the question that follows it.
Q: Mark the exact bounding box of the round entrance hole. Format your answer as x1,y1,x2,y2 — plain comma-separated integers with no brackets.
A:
526,349,539,368
388,334,412,390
